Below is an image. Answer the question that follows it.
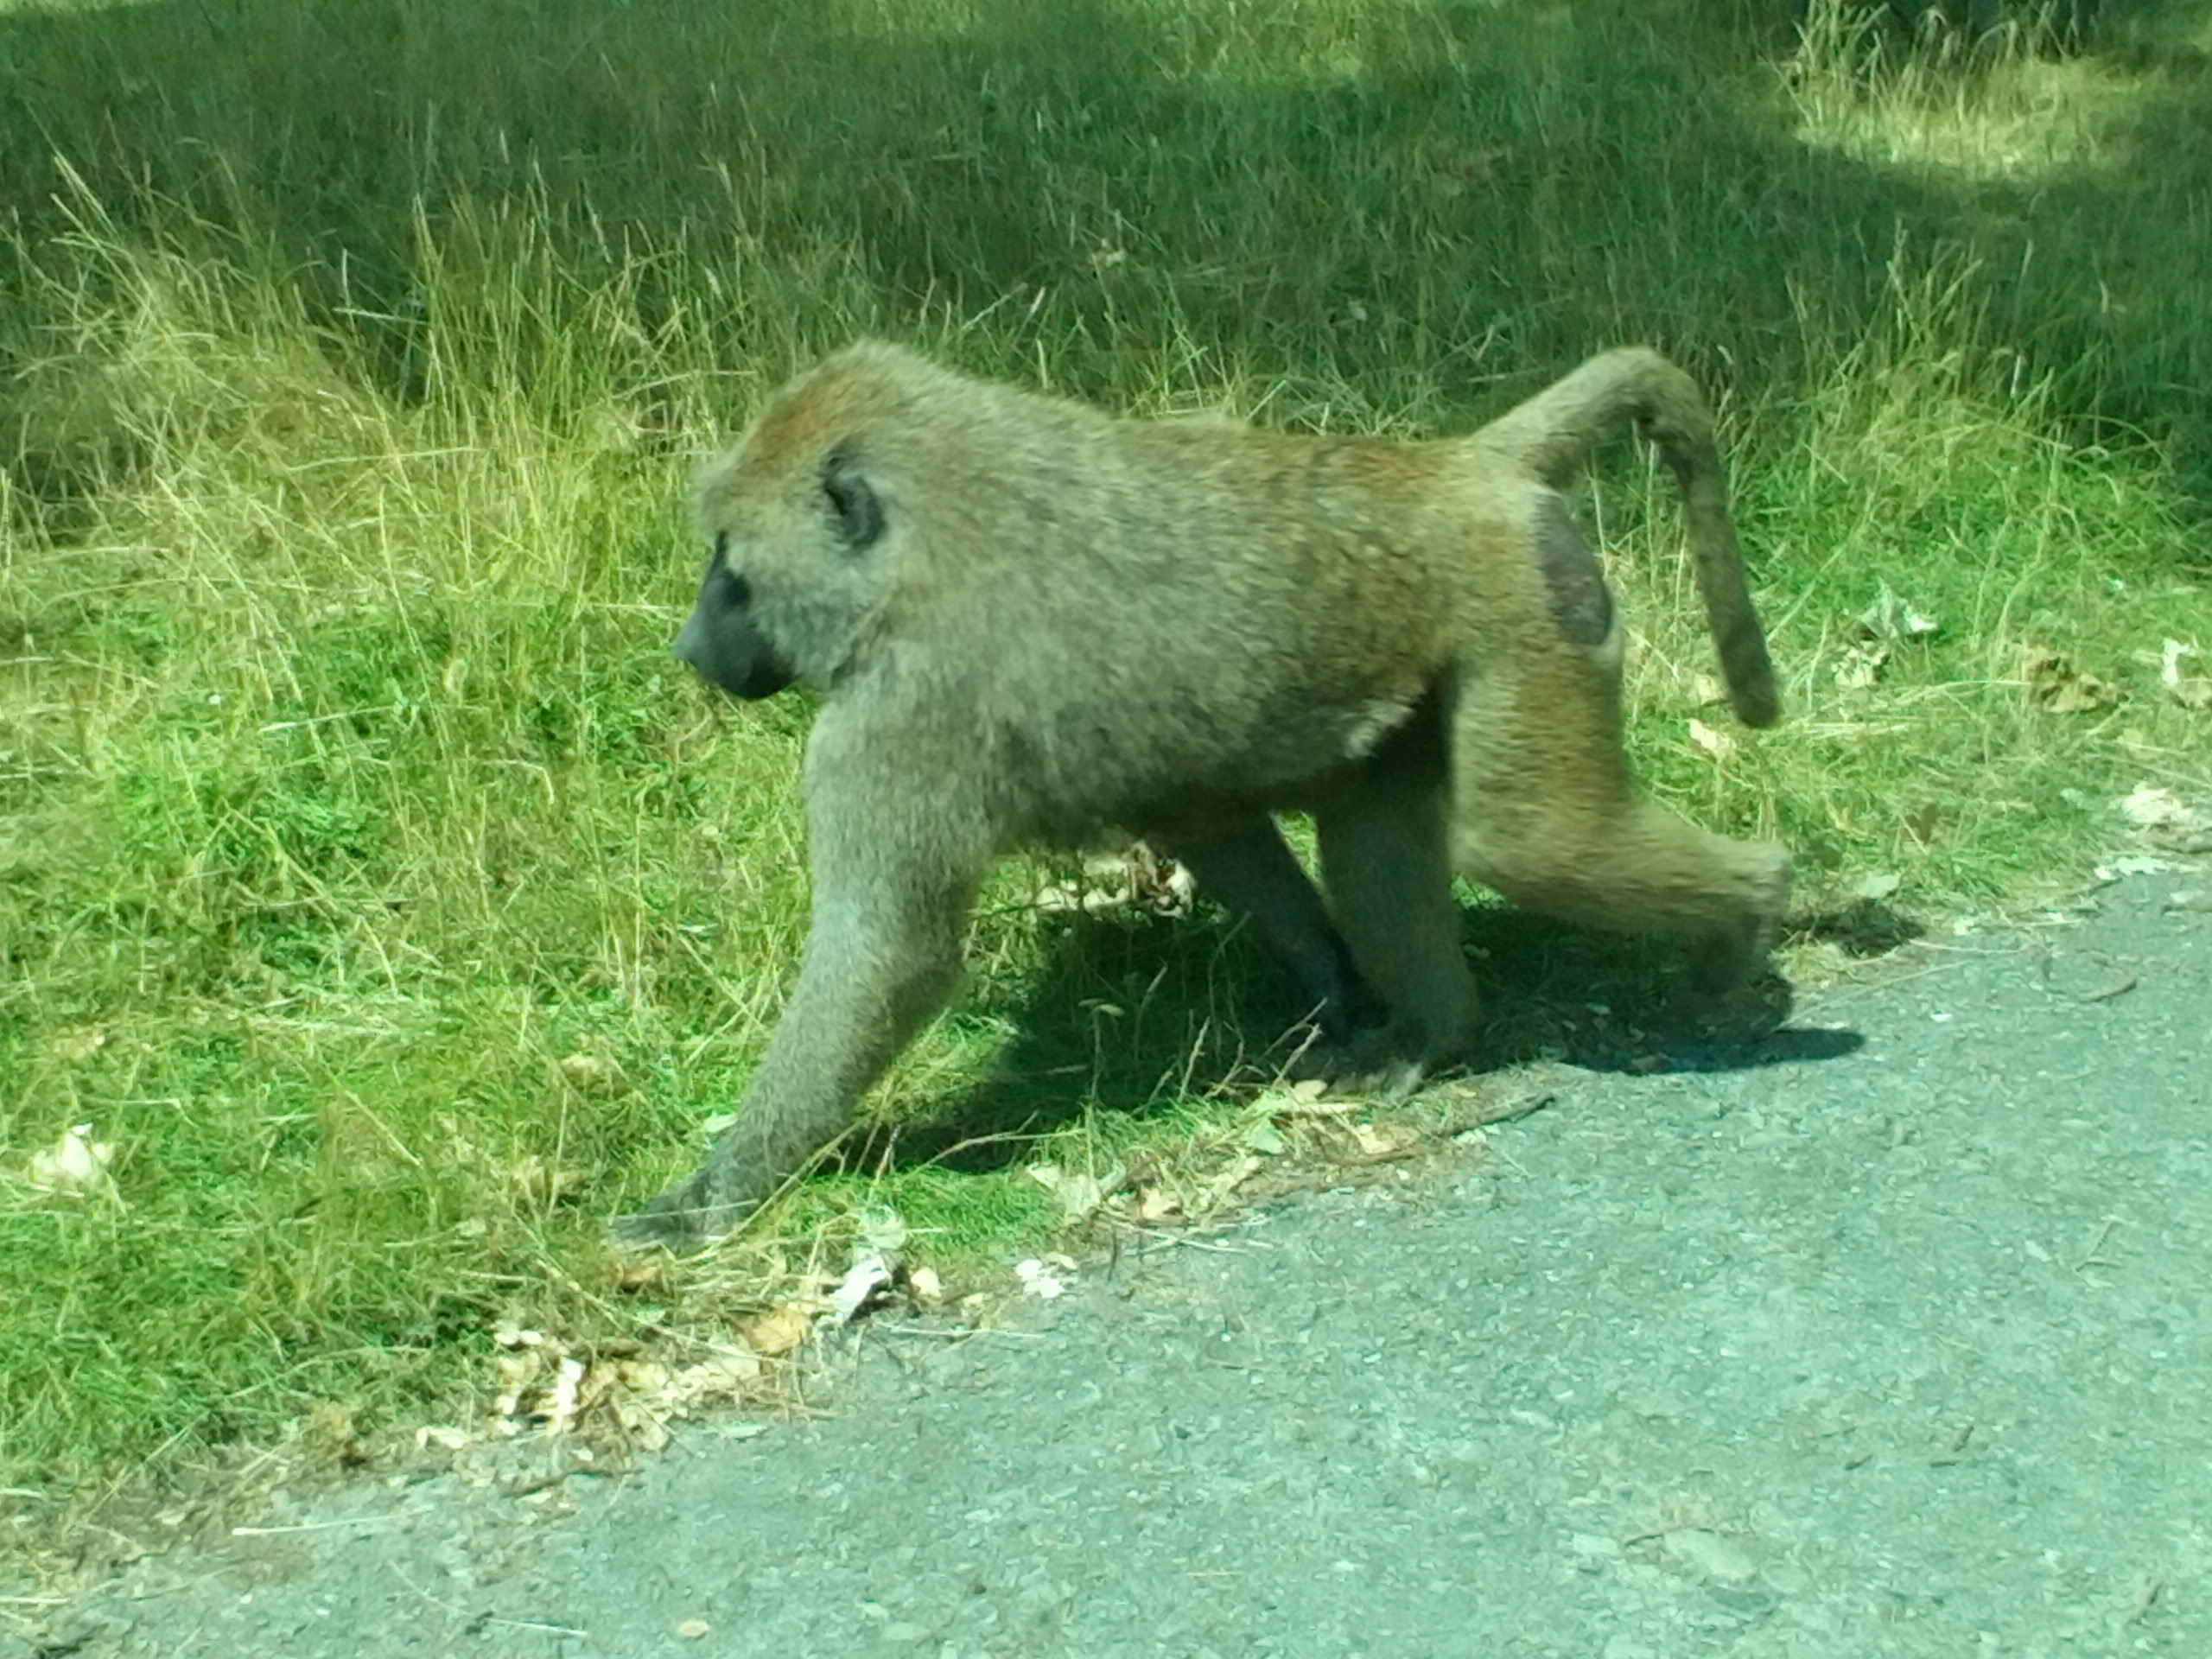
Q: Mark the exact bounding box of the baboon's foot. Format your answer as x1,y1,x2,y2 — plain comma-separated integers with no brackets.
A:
1278,1023,1351,1084
1666,965,1795,1039
1287,1042,1427,1103
1285,1014,1471,1103
1681,846,1793,996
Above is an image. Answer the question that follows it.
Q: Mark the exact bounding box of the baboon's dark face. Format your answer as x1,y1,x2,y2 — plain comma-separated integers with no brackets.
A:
676,445,889,701
674,533,798,700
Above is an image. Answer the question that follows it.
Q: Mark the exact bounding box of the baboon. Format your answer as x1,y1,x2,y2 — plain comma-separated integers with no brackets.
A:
622,342,1789,1246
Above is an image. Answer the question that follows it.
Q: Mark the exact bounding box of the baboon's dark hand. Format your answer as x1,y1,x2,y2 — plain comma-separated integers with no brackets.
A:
610,1163,768,1252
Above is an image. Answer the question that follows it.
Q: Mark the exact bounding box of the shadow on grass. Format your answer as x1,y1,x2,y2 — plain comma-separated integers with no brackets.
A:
852,909,1294,1180
848,899,1866,1182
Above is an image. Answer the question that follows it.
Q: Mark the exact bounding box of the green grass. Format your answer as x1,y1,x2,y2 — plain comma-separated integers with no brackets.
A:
2,0,2209,1496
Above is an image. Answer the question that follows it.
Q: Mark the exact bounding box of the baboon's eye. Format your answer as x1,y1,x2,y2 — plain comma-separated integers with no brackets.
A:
821,448,885,551
715,566,753,610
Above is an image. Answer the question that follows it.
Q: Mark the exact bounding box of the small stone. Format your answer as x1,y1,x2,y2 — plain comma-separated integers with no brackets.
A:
1667,1529,1758,1583
1763,1561,1814,1595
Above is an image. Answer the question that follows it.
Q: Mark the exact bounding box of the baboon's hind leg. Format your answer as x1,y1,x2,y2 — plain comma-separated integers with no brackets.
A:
1449,651,1789,995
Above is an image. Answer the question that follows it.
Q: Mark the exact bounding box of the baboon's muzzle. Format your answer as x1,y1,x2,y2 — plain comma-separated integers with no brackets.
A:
673,602,796,700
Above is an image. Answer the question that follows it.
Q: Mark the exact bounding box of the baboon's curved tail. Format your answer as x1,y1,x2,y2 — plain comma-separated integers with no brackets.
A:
1475,348,1780,728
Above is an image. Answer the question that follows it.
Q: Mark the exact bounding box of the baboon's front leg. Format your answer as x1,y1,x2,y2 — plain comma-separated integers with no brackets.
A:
620,768,984,1248
1313,706,1482,1082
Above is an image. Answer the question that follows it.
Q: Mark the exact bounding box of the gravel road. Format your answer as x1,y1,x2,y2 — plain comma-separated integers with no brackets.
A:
19,865,2211,1658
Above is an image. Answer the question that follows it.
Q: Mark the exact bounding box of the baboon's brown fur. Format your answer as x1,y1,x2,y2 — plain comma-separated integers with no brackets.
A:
626,342,1788,1245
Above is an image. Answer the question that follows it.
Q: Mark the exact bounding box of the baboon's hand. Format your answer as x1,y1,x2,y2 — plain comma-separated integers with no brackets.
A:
611,1159,772,1252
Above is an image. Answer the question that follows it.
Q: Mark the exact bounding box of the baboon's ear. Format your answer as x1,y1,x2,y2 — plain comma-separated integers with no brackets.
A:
821,447,885,552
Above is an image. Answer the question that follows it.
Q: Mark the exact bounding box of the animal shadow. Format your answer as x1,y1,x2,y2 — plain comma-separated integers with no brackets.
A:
856,899,1863,1180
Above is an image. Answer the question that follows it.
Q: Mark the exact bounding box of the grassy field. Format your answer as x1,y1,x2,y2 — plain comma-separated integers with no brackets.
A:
2,0,2208,1498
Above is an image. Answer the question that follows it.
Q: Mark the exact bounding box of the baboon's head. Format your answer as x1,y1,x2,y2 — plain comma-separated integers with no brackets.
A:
677,347,915,700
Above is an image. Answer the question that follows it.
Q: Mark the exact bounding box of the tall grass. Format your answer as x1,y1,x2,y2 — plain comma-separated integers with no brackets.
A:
2,0,2207,1491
